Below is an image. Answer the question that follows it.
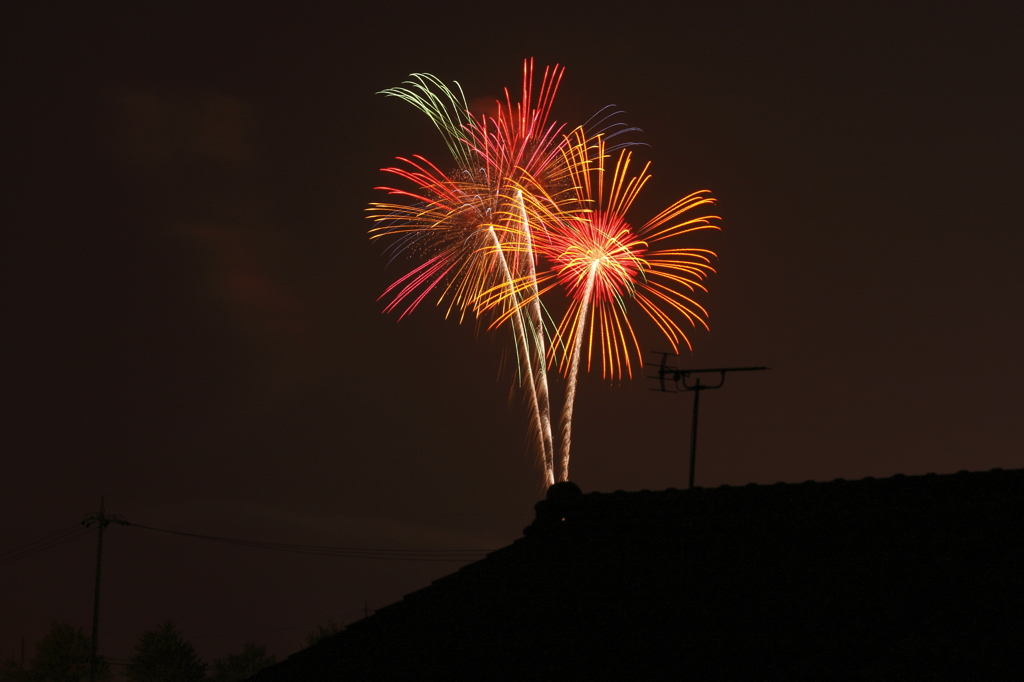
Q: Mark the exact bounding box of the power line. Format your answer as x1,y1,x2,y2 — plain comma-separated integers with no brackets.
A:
128,523,495,562
0,517,496,566
0,524,92,566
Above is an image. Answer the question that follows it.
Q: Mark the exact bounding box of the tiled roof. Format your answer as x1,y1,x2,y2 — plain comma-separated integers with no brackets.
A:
251,468,1024,680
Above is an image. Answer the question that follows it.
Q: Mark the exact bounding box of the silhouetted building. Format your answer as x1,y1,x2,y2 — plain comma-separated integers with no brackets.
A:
250,469,1024,680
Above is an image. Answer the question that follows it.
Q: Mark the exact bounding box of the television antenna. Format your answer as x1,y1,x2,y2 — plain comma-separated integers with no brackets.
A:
649,353,769,489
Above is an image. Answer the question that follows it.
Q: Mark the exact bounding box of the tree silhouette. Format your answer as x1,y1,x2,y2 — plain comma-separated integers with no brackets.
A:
19,623,110,682
125,621,205,682
0,657,29,682
211,642,275,682
302,620,343,649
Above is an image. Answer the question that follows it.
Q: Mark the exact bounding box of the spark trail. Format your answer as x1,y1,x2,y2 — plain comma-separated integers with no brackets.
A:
558,265,595,482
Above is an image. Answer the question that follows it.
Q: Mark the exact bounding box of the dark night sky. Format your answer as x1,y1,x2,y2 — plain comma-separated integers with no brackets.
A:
5,1,1023,671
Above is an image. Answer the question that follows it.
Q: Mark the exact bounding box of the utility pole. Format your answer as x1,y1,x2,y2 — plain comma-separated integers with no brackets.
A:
650,353,769,489
81,497,128,682
687,374,704,489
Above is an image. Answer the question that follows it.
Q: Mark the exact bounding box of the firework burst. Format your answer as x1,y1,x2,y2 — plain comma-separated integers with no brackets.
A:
369,61,573,485
368,61,719,487
527,131,720,481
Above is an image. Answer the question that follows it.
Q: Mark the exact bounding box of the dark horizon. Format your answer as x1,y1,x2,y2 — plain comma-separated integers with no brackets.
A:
5,1,1023,672
249,469,1024,680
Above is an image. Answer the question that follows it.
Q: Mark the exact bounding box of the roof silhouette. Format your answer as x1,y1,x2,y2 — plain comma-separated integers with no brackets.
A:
250,468,1024,680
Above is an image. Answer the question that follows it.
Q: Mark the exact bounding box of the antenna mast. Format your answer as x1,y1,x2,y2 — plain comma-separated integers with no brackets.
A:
649,354,769,488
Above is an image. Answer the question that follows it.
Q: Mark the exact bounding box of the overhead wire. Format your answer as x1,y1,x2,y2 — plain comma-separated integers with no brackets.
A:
0,524,93,566
0,519,497,566
128,523,495,562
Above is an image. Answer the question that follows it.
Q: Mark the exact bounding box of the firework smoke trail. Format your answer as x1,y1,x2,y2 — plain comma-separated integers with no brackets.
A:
489,221,554,487
459,60,575,482
461,60,572,483
369,64,564,485
514,189,555,486
557,265,595,482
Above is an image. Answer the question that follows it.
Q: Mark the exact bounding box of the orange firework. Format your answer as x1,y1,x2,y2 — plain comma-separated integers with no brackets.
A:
547,132,720,376
515,131,720,480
